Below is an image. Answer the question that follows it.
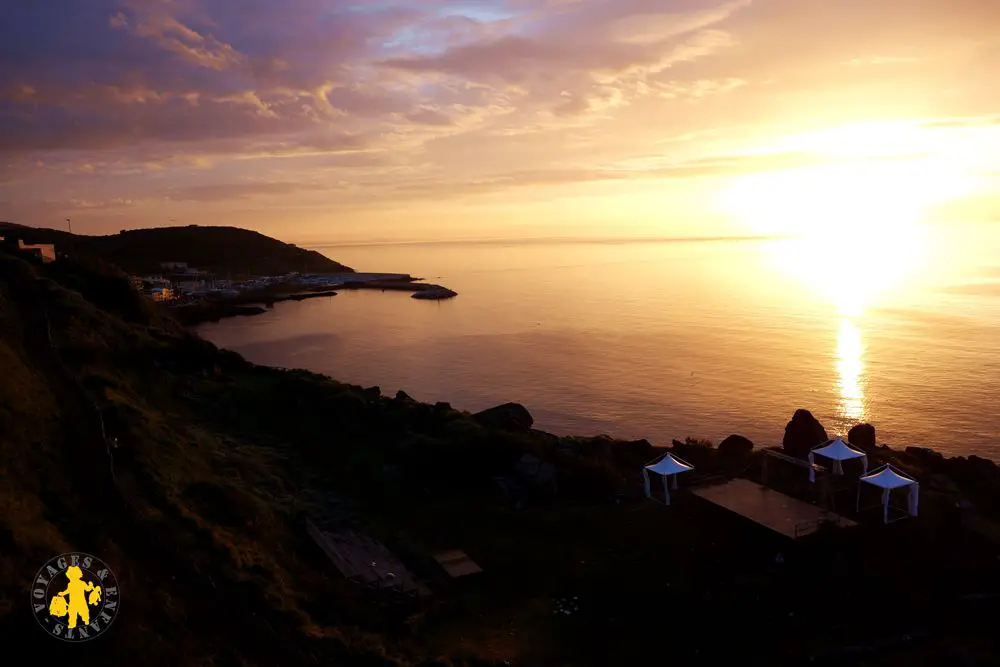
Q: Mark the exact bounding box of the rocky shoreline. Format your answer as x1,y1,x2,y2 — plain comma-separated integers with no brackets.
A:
173,278,457,326
336,277,459,299
772,408,1000,521
171,288,340,325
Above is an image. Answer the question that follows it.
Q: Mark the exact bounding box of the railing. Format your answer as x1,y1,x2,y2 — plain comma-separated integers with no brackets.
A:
762,448,826,471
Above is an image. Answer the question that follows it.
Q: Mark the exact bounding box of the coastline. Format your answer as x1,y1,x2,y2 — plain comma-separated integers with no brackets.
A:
172,275,457,326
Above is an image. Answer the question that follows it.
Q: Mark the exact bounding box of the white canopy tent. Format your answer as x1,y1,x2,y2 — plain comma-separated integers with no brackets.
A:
808,438,868,482
856,464,919,523
643,453,695,506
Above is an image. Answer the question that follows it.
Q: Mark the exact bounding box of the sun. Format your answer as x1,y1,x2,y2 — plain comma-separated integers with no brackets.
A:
721,157,971,238
719,154,974,315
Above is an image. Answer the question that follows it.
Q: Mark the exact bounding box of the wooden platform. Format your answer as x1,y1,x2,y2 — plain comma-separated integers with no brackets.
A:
307,520,431,597
433,550,483,578
691,478,857,539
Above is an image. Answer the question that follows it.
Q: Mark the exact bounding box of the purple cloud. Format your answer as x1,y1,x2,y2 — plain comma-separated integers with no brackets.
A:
1,0,999,233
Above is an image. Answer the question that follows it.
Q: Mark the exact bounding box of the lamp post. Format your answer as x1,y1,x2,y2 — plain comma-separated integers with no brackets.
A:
66,218,72,234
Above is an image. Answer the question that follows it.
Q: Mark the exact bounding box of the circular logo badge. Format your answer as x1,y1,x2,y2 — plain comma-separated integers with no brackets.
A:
31,553,120,642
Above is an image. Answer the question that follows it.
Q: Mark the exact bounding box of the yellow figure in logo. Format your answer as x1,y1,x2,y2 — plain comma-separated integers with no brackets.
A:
55,566,101,629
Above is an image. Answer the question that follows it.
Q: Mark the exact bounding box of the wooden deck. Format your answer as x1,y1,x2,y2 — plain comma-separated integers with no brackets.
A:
691,478,857,539
307,520,431,597
433,550,483,578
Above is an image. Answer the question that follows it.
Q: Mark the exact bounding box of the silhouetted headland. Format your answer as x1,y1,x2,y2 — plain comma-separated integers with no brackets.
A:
0,223,457,326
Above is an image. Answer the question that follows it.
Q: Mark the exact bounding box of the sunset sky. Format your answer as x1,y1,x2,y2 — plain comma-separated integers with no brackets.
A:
2,0,999,243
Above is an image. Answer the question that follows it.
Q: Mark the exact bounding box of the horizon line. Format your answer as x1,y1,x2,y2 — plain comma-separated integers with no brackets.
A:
308,233,796,250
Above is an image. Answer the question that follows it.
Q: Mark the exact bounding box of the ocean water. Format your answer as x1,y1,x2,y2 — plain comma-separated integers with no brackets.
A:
196,222,1000,459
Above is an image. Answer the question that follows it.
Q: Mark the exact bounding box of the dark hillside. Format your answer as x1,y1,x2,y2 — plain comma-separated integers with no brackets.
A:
1,246,999,666
0,222,352,276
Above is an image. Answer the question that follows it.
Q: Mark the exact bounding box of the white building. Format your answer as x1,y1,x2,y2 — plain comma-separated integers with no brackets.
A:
18,240,57,263
150,287,175,302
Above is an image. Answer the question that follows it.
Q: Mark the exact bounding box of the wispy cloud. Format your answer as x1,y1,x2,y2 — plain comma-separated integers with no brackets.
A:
1,0,998,236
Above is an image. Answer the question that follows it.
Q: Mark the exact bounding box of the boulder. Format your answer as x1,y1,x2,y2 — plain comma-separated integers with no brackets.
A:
847,423,877,451
395,390,412,401
669,438,714,467
718,434,754,458
616,439,656,466
782,409,828,458
905,446,945,470
472,403,534,431
443,417,485,440
530,429,561,446
967,455,998,474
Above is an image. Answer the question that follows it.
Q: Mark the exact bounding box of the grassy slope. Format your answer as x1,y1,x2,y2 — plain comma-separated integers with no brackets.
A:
0,222,352,276
1,249,999,666
0,250,406,665
0,249,641,666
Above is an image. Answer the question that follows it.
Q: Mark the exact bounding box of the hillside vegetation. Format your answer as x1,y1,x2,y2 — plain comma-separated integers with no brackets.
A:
0,247,646,666
0,222,352,276
1,246,999,666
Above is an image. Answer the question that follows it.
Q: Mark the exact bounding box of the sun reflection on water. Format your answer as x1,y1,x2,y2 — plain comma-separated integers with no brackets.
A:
836,318,865,421
717,155,959,426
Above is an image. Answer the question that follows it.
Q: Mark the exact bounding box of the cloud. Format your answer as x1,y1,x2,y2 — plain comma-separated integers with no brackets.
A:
843,55,923,66
2,0,1000,233
110,7,247,71
362,150,906,202
167,181,334,202
922,114,1000,129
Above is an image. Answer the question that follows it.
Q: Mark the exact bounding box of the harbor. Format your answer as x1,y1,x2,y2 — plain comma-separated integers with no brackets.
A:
127,265,459,325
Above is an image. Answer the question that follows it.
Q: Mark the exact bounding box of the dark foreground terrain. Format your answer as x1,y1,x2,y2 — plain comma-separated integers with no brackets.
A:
1,247,999,666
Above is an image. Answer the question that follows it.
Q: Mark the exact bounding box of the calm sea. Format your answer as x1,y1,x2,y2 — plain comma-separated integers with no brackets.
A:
196,222,1000,459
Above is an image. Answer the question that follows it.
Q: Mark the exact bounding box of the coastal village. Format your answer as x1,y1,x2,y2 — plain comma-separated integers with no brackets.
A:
128,260,338,303
125,261,458,326
129,261,459,304
0,228,458,321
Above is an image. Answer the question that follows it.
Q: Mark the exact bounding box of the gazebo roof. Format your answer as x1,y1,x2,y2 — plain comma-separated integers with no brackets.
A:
859,464,917,490
645,452,694,476
811,438,867,461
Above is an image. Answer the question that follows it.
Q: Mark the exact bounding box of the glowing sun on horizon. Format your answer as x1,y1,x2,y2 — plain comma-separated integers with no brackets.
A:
721,156,975,316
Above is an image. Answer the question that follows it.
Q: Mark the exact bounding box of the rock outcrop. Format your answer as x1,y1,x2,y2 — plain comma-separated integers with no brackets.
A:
718,434,755,458
411,285,458,300
616,438,656,466
472,402,534,431
782,409,828,458
848,423,877,451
